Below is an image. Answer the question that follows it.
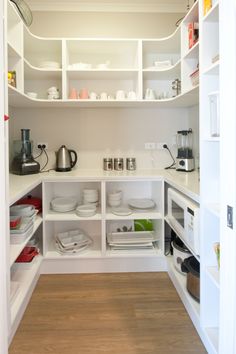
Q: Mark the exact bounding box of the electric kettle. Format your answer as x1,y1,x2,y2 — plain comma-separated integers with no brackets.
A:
56,145,78,172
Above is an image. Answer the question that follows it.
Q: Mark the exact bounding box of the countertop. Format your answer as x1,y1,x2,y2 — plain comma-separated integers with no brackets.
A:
9,169,200,205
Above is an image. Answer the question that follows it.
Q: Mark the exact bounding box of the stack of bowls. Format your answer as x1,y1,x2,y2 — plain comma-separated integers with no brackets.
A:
76,204,97,217
83,189,99,206
108,190,122,207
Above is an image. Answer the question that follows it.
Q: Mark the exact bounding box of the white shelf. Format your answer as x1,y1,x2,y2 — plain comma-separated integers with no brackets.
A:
205,327,219,354
45,248,102,259
105,209,162,220
183,41,199,60
203,2,219,23
142,28,180,54
203,137,220,142
67,69,138,80
182,0,199,24
10,215,43,267
8,42,21,59
45,209,102,221
167,257,200,321
8,84,199,108
24,59,62,80
10,255,43,326
143,60,181,80
106,245,162,258
203,61,219,75
206,266,220,288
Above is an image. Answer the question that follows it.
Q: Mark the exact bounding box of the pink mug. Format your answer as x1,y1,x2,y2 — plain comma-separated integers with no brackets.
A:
79,88,89,99
69,88,78,99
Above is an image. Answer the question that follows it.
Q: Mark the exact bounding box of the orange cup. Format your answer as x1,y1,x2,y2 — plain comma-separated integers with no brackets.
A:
79,88,89,99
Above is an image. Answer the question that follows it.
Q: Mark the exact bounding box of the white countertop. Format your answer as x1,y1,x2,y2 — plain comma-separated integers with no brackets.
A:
9,168,200,205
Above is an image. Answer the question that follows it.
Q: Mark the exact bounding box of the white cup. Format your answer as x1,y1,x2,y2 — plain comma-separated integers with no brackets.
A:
116,90,126,100
89,92,97,100
100,92,108,100
128,91,136,100
145,88,156,100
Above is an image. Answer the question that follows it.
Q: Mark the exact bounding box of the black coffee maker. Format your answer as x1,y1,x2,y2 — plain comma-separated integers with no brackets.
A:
11,129,40,175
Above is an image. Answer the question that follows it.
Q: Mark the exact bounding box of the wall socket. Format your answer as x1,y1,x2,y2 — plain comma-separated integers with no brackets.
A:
37,142,48,150
144,142,156,150
144,142,167,150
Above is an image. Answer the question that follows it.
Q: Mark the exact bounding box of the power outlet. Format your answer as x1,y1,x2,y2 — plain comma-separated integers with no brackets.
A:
37,142,48,150
145,142,156,150
156,142,167,150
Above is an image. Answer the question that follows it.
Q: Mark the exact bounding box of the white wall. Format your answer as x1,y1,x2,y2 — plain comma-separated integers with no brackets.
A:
30,12,184,38
9,107,189,170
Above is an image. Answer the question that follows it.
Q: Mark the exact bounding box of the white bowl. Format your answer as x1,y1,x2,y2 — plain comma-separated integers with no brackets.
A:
108,195,121,201
108,191,122,198
108,199,121,207
27,92,38,99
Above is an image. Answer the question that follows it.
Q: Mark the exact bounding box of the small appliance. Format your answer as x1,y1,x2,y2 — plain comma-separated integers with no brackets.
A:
55,145,77,172
11,129,40,175
176,128,194,172
167,188,200,255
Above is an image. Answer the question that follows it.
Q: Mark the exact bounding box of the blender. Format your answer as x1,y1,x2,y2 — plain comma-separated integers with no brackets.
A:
11,129,40,175
176,129,194,172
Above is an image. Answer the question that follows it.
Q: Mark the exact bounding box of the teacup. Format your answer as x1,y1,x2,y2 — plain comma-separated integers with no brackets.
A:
116,90,126,100
100,92,108,100
128,91,136,100
69,88,78,99
89,92,97,100
145,88,156,100
79,88,89,99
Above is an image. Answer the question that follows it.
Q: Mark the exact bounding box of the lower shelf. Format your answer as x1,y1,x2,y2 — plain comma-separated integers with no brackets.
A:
167,256,200,321
10,255,43,341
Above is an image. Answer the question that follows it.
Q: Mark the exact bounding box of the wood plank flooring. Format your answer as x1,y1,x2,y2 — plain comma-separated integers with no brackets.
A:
9,273,207,354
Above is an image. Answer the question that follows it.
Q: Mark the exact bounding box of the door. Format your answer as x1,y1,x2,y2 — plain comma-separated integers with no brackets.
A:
219,0,236,353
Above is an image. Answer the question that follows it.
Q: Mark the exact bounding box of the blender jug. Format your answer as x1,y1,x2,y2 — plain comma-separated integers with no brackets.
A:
176,129,194,172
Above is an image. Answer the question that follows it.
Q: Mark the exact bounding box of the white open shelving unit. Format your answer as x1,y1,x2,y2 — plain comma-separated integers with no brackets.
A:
7,0,199,109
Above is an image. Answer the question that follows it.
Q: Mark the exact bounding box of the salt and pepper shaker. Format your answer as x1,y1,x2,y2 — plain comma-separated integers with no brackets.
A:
126,158,136,171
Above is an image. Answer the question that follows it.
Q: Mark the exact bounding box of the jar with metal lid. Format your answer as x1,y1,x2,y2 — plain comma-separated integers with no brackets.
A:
126,157,136,171
103,158,113,171
114,158,124,171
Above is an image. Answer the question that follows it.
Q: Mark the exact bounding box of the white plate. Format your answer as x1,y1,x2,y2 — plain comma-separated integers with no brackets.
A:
107,231,157,244
51,197,77,212
76,204,96,212
111,207,132,216
127,198,156,210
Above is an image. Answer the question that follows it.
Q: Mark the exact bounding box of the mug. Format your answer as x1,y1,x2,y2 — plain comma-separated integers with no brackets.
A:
79,88,89,99
89,92,97,100
116,90,125,100
128,91,136,100
100,92,108,100
145,88,155,100
69,88,78,99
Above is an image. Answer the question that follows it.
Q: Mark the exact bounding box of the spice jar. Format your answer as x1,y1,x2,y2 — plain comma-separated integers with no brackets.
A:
103,158,113,171
114,158,124,171
126,158,136,171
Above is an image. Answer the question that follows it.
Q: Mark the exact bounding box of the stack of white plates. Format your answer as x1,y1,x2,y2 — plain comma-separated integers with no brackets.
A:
108,190,122,207
107,231,158,251
39,61,61,69
76,204,97,217
127,198,156,210
83,189,98,205
51,197,77,212
55,229,93,254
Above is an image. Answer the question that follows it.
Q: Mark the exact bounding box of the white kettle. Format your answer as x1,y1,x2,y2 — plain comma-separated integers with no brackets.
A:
56,145,77,172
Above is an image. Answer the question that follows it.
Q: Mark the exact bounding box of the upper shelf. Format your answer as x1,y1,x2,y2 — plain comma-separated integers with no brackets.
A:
8,84,199,108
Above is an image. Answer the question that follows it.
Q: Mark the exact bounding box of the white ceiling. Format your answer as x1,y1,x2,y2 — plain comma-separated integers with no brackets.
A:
26,0,192,13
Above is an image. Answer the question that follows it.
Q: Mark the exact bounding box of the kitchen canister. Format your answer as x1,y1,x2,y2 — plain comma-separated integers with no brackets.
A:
103,158,113,171
126,157,136,171
114,158,124,171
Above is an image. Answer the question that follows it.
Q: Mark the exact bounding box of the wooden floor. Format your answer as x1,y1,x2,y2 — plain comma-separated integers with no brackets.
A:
9,273,207,354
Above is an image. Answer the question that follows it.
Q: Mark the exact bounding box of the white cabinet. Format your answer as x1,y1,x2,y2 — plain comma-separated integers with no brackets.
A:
42,179,164,264
6,0,199,108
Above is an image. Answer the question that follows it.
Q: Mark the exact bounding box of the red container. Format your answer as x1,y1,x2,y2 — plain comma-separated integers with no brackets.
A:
15,246,38,263
10,215,22,229
17,195,42,212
